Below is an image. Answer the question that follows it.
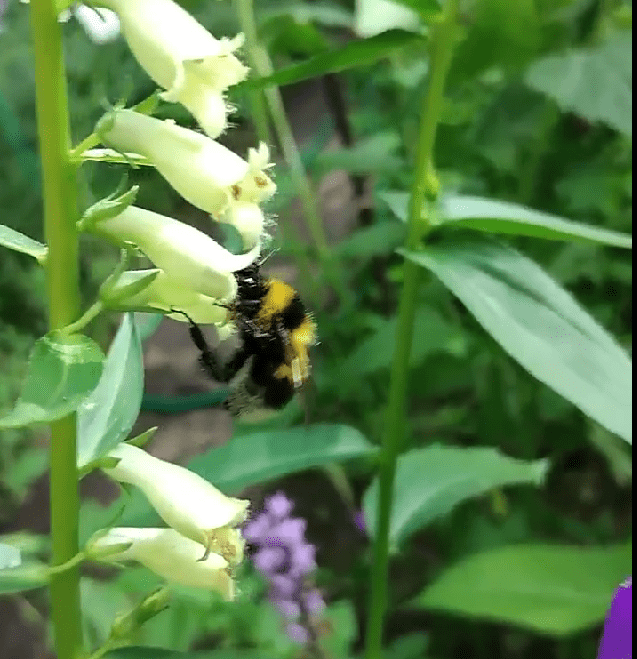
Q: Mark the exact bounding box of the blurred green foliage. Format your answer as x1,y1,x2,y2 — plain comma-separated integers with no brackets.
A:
0,0,632,658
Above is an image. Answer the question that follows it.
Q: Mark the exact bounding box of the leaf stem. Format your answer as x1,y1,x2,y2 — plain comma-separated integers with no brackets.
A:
363,4,458,657
29,1,83,658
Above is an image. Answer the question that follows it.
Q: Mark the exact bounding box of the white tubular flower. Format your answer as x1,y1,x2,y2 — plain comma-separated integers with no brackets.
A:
90,528,236,599
220,202,266,250
108,270,230,325
87,204,259,301
103,443,248,564
96,0,249,137
98,110,276,218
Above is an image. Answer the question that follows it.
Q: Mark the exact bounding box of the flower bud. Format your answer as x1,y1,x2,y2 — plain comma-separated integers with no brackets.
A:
97,0,249,137
87,204,259,301
90,528,236,599
97,111,276,219
103,443,248,564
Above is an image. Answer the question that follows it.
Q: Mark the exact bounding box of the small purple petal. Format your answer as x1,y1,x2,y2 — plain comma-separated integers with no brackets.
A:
265,491,294,519
286,622,310,644
270,574,298,598
274,598,302,620
303,588,325,615
290,543,316,577
253,546,286,574
353,510,366,534
270,518,307,547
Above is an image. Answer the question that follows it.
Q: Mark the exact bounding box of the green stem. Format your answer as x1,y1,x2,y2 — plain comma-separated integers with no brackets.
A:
363,4,458,658
235,0,349,303
61,301,104,335
29,2,82,658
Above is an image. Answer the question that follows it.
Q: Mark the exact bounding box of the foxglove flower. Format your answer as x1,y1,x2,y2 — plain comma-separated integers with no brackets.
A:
106,269,230,326
244,491,325,644
103,443,248,565
58,4,121,44
89,527,236,599
83,204,260,301
96,0,248,137
97,110,275,247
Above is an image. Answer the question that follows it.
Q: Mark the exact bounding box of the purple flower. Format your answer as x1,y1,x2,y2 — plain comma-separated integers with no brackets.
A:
245,491,325,644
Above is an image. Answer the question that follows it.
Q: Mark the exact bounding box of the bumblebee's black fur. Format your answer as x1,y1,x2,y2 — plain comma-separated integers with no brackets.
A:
185,263,311,414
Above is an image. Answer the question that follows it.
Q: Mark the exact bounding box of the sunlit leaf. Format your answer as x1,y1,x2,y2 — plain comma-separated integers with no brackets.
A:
77,314,144,469
363,445,548,549
404,237,632,443
413,543,632,634
0,332,104,428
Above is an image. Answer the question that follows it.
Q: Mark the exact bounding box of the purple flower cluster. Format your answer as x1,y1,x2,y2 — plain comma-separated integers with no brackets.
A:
243,491,325,644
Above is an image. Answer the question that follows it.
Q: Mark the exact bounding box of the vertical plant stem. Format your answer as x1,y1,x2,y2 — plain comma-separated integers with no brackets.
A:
30,2,82,658
364,4,458,657
235,0,351,304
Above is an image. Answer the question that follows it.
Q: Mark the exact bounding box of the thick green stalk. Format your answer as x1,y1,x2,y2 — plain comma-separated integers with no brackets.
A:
364,5,458,658
30,2,82,658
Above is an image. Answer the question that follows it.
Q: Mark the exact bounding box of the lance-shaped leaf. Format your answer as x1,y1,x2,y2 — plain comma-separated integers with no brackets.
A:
413,542,632,635
77,314,144,469
0,225,47,261
403,237,632,444
0,332,104,428
363,445,548,550
242,30,426,89
382,191,633,248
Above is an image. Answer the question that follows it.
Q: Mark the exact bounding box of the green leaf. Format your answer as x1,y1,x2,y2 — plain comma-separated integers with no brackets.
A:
0,562,48,594
133,313,164,342
413,543,632,635
0,543,21,569
339,307,467,394
390,0,442,18
403,237,632,444
187,424,376,492
322,601,357,658
364,446,548,550
77,314,144,469
106,649,264,658
242,30,426,89
525,32,632,137
355,0,421,37
0,332,104,428
313,132,403,174
383,191,632,248
335,221,406,258
0,225,47,261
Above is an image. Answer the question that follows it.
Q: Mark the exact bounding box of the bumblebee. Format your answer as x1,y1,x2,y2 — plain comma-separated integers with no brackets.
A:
183,263,316,419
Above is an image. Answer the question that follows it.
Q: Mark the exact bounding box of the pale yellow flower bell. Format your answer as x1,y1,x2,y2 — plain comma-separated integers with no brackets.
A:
90,527,237,599
88,204,260,301
97,110,276,229
103,443,248,565
96,0,249,137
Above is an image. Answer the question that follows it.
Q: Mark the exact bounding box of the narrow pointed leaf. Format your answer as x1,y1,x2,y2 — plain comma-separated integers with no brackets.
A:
383,192,633,247
77,314,144,468
363,445,548,549
0,332,104,428
403,238,632,443
413,543,632,635
0,225,47,260
242,30,426,89
187,424,376,493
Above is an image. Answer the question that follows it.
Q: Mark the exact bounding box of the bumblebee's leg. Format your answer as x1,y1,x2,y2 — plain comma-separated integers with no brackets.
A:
181,313,248,383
